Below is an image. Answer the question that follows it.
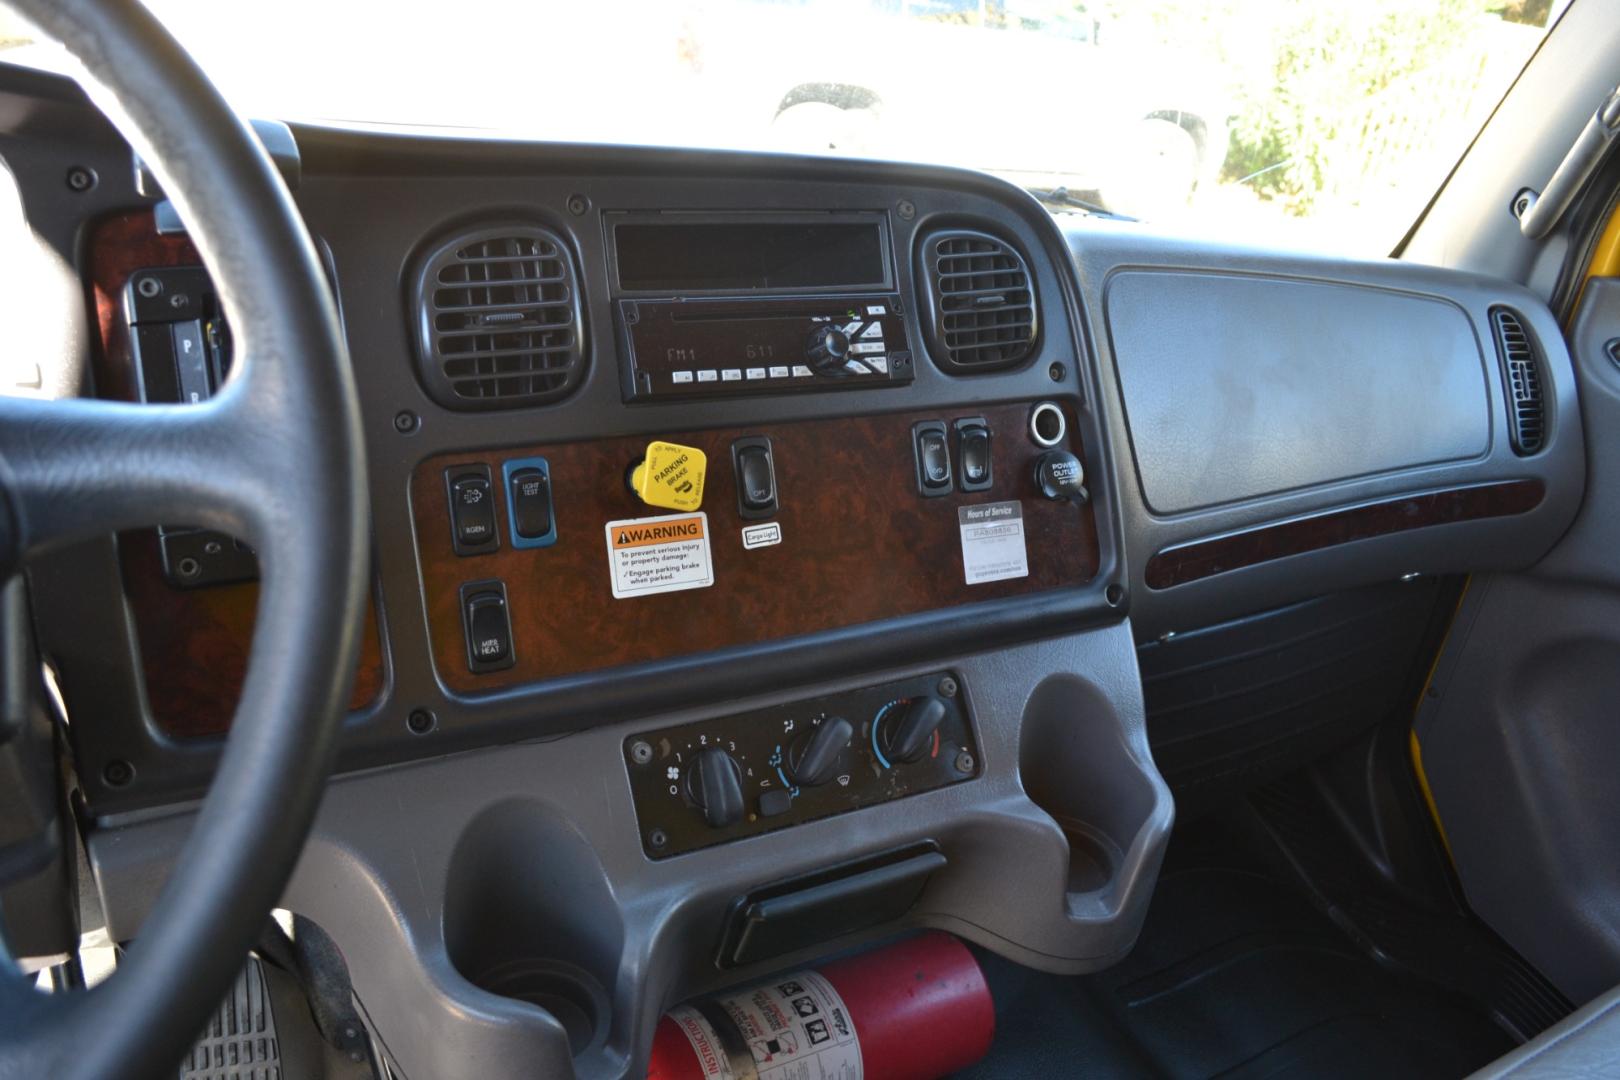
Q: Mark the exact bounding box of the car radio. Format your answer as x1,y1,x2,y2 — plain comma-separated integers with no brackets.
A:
608,212,914,401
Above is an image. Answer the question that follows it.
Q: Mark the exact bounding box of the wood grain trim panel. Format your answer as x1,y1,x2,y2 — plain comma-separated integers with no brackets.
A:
413,403,1100,694
87,211,386,738
118,531,386,738
1142,479,1546,590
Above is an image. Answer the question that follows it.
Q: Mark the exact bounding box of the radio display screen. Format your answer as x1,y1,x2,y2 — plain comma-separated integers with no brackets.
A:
615,221,887,292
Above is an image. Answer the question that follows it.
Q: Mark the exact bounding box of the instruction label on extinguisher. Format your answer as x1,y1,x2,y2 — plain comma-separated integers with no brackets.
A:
668,968,862,1080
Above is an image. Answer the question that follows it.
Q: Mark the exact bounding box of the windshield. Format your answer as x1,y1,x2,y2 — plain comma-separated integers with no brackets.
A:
1,0,1560,254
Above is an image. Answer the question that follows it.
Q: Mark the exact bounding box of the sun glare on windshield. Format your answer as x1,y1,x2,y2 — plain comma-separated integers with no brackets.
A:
0,0,1558,253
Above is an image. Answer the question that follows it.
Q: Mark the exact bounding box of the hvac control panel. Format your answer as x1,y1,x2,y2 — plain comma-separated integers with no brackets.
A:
623,672,980,858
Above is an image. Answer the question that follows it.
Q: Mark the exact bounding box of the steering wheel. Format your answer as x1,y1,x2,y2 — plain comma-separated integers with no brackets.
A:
0,1,367,1077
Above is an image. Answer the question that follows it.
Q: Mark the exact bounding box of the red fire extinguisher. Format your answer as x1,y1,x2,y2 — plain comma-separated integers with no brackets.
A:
648,932,994,1080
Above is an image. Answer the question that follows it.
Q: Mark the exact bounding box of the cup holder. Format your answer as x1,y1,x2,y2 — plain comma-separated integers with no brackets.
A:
1049,818,1120,895
472,957,610,1059
444,801,623,1066
1019,674,1160,903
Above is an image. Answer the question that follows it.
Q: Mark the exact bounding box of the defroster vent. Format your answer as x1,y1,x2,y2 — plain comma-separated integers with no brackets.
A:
412,225,585,409
917,229,1038,373
1490,307,1546,455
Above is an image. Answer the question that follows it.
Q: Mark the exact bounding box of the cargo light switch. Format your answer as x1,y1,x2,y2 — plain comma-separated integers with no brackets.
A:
731,436,778,519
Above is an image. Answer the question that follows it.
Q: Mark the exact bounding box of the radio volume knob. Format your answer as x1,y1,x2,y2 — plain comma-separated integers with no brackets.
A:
805,326,853,375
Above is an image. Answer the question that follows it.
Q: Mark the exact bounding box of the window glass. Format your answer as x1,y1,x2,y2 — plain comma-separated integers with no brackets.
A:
0,0,1563,254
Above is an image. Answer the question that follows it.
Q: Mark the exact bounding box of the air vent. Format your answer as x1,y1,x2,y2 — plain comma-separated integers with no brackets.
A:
1490,307,1546,455
917,230,1038,373
412,225,585,409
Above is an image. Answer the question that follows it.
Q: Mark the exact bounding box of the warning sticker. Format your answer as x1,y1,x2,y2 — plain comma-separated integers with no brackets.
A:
670,969,861,1080
604,512,714,599
959,500,1029,585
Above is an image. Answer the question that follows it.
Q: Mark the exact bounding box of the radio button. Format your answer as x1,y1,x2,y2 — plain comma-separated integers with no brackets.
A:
721,368,742,381
791,365,813,378
860,323,885,340
867,357,889,374
671,370,694,384
768,365,790,378
850,341,884,355
696,369,719,383
746,367,767,380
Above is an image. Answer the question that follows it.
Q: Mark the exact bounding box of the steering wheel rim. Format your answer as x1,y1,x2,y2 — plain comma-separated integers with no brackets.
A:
0,2,367,1078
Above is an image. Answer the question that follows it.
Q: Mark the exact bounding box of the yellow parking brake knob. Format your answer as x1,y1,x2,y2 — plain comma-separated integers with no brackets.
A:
630,440,707,512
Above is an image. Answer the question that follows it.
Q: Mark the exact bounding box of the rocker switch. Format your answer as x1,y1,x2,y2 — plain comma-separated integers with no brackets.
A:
460,582,515,673
447,466,498,554
956,418,992,492
731,436,778,520
508,468,552,539
913,421,952,497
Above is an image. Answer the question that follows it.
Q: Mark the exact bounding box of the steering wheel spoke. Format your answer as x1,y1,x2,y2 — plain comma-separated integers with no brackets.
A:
0,1,368,1076
0,389,272,574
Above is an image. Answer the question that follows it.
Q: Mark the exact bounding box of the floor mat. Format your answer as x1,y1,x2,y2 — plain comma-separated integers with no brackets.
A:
955,814,1514,1080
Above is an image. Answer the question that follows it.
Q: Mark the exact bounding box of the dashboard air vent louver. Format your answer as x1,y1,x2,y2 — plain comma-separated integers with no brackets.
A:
1490,307,1545,455
412,225,585,409
917,229,1038,373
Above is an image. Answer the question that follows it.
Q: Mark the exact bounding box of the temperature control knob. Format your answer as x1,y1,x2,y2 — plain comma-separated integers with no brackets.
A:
790,716,853,787
881,696,948,764
688,748,744,829
805,325,853,375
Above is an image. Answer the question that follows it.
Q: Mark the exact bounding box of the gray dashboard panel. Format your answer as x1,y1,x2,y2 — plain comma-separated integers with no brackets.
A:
1068,224,1586,641
1413,280,1620,1005
86,626,1172,1080
1107,269,1490,515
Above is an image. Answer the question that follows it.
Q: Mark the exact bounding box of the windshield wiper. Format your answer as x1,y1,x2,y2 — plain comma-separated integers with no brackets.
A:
1026,186,1137,221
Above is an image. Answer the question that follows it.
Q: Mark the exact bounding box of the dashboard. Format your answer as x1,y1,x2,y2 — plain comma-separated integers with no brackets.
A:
0,62,1587,1080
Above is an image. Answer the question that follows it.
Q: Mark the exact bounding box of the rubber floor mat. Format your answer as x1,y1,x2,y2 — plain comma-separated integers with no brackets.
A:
955,815,1514,1079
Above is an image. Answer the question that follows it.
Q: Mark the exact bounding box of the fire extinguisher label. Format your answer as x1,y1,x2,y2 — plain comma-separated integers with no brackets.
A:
669,969,862,1080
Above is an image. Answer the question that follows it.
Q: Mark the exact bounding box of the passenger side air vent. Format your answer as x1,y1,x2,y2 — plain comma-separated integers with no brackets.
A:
1490,307,1546,455
917,229,1038,373
412,225,585,409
